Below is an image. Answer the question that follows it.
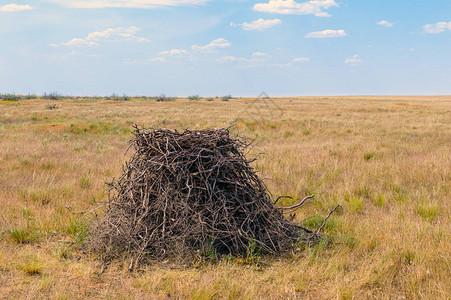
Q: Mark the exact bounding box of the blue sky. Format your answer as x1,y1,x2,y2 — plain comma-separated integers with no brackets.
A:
1,0,451,96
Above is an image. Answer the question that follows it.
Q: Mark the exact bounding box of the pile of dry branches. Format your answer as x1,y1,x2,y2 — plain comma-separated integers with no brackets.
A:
90,126,323,265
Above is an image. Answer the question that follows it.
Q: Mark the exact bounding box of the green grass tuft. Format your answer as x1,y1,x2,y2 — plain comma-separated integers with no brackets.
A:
19,255,44,275
348,196,364,213
415,203,439,222
66,217,89,244
8,225,39,244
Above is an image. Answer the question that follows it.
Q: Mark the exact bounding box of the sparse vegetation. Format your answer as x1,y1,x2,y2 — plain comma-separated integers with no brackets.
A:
415,203,439,222
108,93,130,101
0,96,449,299
19,254,44,275
221,95,232,101
8,225,39,244
1,94,19,101
187,94,200,101
156,94,176,102
44,92,62,100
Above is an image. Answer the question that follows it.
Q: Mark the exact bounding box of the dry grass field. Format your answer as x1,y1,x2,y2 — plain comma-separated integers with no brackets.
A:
0,96,450,299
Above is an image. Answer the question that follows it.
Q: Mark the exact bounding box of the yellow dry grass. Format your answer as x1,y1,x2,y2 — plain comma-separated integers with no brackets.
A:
0,96,450,299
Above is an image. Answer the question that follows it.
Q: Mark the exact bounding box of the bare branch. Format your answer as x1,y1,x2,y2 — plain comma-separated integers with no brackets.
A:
316,205,342,234
276,195,315,210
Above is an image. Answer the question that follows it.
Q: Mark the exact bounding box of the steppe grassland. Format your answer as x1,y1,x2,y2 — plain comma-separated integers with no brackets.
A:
0,96,449,299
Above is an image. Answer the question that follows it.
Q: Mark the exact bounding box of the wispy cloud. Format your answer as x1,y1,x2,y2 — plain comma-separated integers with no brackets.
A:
251,52,270,58
159,49,188,55
147,57,168,63
423,21,451,34
220,56,253,63
191,38,231,51
44,50,105,61
254,0,338,17
48,0,208,9
345,54,364,66
52,26,149,47
292,57,310,63
218,52,270,66
0,4,33,12
305,29,346,38
230,18,282,31
219,54,300,69
377,20,394,27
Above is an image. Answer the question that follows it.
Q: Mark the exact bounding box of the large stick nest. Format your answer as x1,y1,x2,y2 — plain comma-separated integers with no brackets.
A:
89,126,317,264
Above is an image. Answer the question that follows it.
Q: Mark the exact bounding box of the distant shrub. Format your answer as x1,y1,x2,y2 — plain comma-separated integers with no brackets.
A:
108,93,130,101
188,95,200,101
222,95,232,101
44,92,62,100
206,98,214,102
156,94,176,102
0,93,19,101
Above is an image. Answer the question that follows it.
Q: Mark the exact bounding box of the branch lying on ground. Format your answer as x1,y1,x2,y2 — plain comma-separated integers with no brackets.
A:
276,195,315,211
316,205,342,234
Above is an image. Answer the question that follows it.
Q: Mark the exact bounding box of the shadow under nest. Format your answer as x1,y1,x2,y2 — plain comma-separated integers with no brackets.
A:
89,126,327,267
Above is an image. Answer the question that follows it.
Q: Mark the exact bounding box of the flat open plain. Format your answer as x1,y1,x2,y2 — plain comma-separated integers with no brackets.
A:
0,96,450,299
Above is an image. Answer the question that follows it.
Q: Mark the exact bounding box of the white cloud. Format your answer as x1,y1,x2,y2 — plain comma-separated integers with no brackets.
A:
147,57,168,63
0,4,33,12
68,50,104,58
230,18,282,31
305,29,346,38
265,62,293,68
220,52,272,64
423,21,451,34
48,0,208,9
46,50,105,60
191,38,231,51
220,56,251,63
292,57,310,62
253,0,338,17
345,54,364,66
159,49,188,55
251,52,270,58
220,56,293,69
52,26,149,47
377,20,394,27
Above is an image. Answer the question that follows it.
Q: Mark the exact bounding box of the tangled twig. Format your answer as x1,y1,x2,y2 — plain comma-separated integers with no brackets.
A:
89,126,321,265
